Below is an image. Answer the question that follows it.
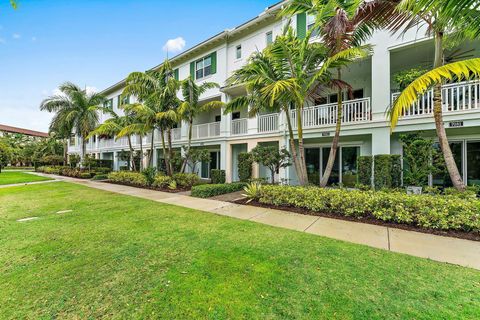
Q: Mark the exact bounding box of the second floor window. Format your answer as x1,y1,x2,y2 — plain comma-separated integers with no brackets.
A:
196,56,212,80
266,31,273,45
69,135,76,146
236,45,242,59
103,98,113,109
307,15,319,37
118,95,130,107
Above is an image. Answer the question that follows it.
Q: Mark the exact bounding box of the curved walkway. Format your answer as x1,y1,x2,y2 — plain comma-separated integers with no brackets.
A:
30,172,480,270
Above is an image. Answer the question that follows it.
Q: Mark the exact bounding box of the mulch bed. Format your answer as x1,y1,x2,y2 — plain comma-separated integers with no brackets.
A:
101,180,189,194
233,198,480,242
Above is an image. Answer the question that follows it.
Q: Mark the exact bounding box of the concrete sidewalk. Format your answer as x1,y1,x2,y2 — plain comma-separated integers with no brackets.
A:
29,172,480,270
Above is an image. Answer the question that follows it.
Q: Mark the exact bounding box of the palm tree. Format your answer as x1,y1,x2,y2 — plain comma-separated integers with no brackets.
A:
122,59,180,175
226,26,370,185
388,0,480,191
283,0,396,187
88,105,138,171
178,78,223,173
40,82,105,165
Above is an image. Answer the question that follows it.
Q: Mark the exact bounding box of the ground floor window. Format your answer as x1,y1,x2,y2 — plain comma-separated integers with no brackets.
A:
431,140,480,187
305,146,360,187
201,151,220,179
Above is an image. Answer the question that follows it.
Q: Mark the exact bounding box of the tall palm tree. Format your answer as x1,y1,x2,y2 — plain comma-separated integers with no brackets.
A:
388,0,480,191
122,59,180,175
40,82,105,165
283,0,396,187
226,26,370,185
178,78,223,173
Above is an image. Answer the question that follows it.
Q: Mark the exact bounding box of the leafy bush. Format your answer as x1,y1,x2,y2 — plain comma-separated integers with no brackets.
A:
256,185,480,233
243,182,263,203
374,155,392,190
357,156,372,187
250,145,291,183
211,169,226,184
393,67,428,90
107,171,147,187
41,155,64,166
94,167,112,174
92,174,109,181
172,173,200,189
238,152,253,182
191,183,246,198
152,175,173,189
142,167,157,187
79,172,93,179
391,155,402,188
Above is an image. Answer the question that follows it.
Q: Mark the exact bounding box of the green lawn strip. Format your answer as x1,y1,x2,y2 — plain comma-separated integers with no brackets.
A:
0,171,52,185
0,182,478,319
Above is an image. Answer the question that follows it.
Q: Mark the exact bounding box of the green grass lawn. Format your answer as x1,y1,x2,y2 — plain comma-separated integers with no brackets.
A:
0,171,52,185
0,183,479,319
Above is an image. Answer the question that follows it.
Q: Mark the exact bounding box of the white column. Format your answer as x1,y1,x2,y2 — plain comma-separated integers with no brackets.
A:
370,31,391,122
371,127,391,155
220,141,227,171
152,147,158,169
221,93,231,137
113,151,119,171
247,105,258,134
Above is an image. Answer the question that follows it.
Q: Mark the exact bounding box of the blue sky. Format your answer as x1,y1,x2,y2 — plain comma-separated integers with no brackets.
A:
0,0,274,132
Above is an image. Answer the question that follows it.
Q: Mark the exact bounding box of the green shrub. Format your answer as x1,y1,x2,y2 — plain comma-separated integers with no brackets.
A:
94,167,112,174
191,183,246,198
390,155,402,188
142,167,157,187
152,175,173,189
79,172,93,179
256,185,480,233
238,152,253,182
172,173,200,189
357,156,372,187
243,182,263,203
374,155,392,190
92,174,109,181
107,171,147,187
211,169,226,184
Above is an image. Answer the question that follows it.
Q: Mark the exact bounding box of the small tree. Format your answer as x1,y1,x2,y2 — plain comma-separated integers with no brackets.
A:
400,133,443,187
238,152,253,182
184,147,210,175
251,146,291,184
0,143,12,173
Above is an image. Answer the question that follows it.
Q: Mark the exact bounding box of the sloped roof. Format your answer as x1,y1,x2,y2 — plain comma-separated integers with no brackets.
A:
0,124,49,138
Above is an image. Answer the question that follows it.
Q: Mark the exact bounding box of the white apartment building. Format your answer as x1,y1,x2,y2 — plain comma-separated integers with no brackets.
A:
68,1,480,187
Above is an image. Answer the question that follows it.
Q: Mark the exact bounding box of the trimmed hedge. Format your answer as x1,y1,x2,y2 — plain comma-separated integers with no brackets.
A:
255,185,480,233
211,169,226,184
373,155,392,190
36,166,111,179
357,156,372,187
390,155,402,188
172,173,201,189
191,183,246,198
107,171,147,187
238,152,253,182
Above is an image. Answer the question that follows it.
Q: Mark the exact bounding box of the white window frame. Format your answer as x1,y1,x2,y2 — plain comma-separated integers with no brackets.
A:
307,14,320,37
266,31,273,45
236,44,242,59
195,56,212,80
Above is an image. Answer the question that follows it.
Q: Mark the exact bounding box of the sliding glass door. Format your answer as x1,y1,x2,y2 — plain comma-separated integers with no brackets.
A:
467,141,480,186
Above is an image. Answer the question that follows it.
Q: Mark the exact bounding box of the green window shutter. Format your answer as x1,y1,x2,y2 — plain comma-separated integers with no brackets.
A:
117,95,121,107
174,68,179,80
211,51,217,74
296,13,307,39
190,61,195,80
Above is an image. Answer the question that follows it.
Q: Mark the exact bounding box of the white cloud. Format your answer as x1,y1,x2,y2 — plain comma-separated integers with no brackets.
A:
12,33,21,39
162,37,186,53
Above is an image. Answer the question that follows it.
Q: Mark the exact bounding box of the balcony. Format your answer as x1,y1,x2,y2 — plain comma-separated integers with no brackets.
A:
290,97,371,129
99,136,130,149
231,119,248,135
392,80,480,118
258,113,279,133
192,122,221,139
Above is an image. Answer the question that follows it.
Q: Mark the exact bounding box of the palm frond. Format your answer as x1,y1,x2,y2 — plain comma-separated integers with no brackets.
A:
389,58,480,129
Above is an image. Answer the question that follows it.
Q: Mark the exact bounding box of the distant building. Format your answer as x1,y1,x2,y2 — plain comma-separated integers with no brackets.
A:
0,124,49,139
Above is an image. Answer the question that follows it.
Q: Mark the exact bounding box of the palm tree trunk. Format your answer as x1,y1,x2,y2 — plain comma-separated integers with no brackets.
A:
284,107,304,185
433,32,465,191
180,119,194,173
127,135,135,171
63,140,68,166
160,129,170,176
149,129,155,168
139,136,143,171
320,68,343,188
295,102,308,185
167,128,174,175
80,136,86,168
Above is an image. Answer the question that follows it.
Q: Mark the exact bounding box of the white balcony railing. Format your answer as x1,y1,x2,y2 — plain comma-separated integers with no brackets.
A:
392,80,480,118
171,128,182,141
258,113,279,133
231,119,248,135
98,137,129,149
291,97,371,129
192,122,221,139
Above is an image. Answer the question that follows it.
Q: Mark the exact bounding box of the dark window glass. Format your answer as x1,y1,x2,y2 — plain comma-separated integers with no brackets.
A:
353,89,364,100
329,94,338,104
232,112,241,120
305,148,320,185
467,141,480,186
432,142,463,187
215,115,221,122
322,147,340,185
266,31,273,45
342,147,359,187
